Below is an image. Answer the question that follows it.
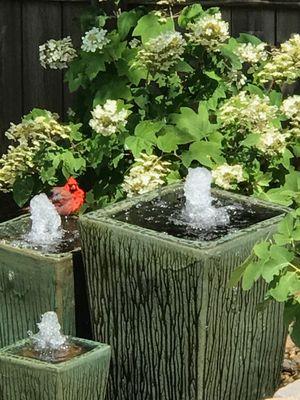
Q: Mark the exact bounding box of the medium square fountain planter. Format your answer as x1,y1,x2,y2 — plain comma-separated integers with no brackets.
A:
79,183,288,400
0,215,90,347
0,337,111,400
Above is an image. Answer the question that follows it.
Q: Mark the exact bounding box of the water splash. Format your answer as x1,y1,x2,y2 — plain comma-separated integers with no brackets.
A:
29,312,67,351
182,167,229,229
26,194,62,244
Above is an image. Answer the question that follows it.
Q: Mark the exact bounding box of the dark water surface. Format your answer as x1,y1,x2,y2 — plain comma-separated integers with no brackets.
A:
11,339,93,364
113,192,283,242
0,217,80,254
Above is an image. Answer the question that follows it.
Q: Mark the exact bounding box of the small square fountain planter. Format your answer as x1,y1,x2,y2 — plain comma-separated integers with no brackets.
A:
0,215,90,348
79,183,288,400
0,337,111,400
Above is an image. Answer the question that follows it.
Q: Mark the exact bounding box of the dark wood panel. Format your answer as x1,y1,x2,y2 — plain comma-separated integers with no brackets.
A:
126,0,300,8
0,1,22,154
22,1,63,116
62,1,88,118
231,7,275,44
276,8,300,44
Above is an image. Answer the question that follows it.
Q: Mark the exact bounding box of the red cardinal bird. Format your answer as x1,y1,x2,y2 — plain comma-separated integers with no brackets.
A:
50,177,85,216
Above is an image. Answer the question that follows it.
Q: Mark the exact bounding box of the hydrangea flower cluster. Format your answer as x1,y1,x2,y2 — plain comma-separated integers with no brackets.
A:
89,100,128,136
227,70,247,89
136,31,186,75
212,164,244,190
234,42,268,64
81,27,110,53
281,95,300,136
219,91,278,132
186,12,229,51
256,126,288,155
39,37,77,70
257,34,300,84
0,112,72,191
122,154,171,197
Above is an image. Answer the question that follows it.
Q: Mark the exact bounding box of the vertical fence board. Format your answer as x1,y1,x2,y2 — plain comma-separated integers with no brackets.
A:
0,1,22,154
62,1,88,117
22,1,63,116
276,8,300,44
231,7,275,44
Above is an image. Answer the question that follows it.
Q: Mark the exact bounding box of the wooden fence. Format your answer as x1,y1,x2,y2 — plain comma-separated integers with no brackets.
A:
1,0,300,154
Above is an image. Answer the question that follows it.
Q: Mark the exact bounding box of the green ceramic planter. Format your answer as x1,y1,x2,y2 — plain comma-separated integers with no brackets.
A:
0,338,111,400
79,183,288,400
0,215,90,348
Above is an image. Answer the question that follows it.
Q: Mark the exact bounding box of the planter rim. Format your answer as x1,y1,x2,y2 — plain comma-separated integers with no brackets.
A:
0,338,111,370
80,183,289,251
0,214,80,260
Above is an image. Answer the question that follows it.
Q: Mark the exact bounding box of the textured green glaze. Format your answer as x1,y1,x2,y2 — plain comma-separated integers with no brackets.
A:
79,184,288,400
0,215,77,347
0,338,111,400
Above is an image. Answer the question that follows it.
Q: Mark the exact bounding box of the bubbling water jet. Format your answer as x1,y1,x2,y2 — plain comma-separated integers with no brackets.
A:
182,167,229,229
21,312,84,363
26,193,62,244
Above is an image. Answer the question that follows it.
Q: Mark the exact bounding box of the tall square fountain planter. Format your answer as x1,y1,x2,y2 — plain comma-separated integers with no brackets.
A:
0,215,90,347
79,183,288,400
0,338,111,400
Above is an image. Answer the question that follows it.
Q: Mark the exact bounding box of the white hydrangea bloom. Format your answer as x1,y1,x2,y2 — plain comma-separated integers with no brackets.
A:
281,95,300,120
219,91,278,132
234,42,268,64
281,95,300,136
212,164,244,190
257,34,300,84
136,31,186,75
186,12,229,51
89,100,128,136
39,37,77,70
81,27,110,53
256,126,287,155
122,154,171,197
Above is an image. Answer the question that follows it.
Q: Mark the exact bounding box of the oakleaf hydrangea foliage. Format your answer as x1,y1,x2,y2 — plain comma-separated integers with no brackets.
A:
0,109,83,203
4,4,300,338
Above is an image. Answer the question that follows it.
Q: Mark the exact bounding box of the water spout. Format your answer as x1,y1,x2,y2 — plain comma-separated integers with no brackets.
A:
183,167,229,228
29,311,67,351
26,194,62,244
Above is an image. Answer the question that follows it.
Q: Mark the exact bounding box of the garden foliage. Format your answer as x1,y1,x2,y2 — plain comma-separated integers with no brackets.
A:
1,2,300,341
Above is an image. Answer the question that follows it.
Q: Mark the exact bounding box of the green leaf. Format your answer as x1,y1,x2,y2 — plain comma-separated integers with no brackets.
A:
269,272,300,302
228,252,255,288
84,53,106,80
133,13,174,43
172,105,213,140
13,176,34,207
269,90,282,107
157,126,194,153
204,70,222,82
117,10,141,40
125,136,153,157
182,140,222,168
93,76,132,105
135,120,164,141
242,260,263,290
253,241,270,260
242,133,260,148
178,4,204,28
237,33,262,45
246,84,265,97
